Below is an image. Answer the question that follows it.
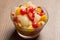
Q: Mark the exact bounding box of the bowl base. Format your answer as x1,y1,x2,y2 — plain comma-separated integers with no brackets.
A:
17,31,39,39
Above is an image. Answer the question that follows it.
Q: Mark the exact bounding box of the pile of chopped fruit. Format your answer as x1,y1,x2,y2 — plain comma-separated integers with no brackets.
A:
11,2,48,36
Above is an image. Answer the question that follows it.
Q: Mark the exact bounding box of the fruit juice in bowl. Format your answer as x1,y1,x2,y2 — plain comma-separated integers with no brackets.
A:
11,1,48,38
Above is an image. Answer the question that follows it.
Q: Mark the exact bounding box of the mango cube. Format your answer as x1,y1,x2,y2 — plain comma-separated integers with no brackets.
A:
41,15,48,22
15,7,21,15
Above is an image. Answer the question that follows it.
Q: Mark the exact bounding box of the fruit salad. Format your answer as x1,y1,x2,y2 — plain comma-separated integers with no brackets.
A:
11,1,48,36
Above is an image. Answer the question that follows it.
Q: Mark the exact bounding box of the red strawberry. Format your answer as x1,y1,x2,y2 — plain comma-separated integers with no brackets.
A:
11,12,15,16
29,6,35,13
32,22,38,28
26,6,35,13
11,13,14,16
20,9,26,15
13,17,19,23
27,12,34,21
39,12,45,16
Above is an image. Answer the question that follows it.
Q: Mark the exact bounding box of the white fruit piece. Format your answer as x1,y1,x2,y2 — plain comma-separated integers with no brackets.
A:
20,6,26,10
41,21,45,25
22,26,27,30
23,3,29,8
28,1,36,8
17,15,32,27
34,13,41,22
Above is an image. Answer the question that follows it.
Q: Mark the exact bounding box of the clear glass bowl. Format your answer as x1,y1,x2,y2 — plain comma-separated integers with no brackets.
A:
10,1,48,39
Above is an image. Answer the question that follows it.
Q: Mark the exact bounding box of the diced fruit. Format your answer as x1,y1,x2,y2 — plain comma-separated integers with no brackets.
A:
17,15,32,26
39,12,45,16
38,21,45,27
20,9,26,15
27,25,33,29
20,6,26,10
23,26,27,30
40,15,48,22
13,17,19,23
34,13,41,22
11,12,15,16
26,6,35,13
27,25,34,32
27,12,34,21
15,7,21,15
32,22,38,28
18,23,22,27
41,21,45,25
11,1,48,34
38,21,42,27
28,1,36,8
23,3,29,7
11,13,14,16
29,6,35,13
36,7,42,13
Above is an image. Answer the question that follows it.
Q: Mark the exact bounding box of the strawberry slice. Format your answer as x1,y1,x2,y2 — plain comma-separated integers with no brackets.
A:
26,6,35,13
27,12,34,21
32,22,38,28
11,12,15,16
13,17,19,23
39,12,45,16
29,6,35,13
11,13,14,16
20,9,26,15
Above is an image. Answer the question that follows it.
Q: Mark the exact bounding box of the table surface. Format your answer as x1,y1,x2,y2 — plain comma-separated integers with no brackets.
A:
0,0,60,40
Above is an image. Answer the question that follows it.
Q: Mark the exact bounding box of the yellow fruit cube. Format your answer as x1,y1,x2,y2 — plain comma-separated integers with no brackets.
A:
27,25,34,32
36,7,42,13
38,21,42,26
38,21,45,28
41,15,48,22
15,7,21,15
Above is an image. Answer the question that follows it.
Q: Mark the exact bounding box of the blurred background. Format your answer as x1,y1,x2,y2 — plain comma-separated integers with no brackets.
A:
0,0,60,40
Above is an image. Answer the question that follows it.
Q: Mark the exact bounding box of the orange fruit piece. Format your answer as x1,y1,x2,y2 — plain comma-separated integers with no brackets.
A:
15,7,21,15
40,15,48,22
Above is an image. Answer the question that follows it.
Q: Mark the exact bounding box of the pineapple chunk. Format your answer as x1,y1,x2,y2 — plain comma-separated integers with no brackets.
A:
38,21,45,28
27,25,34,32
15,7,21,15
34,13,41,22
38,21,45,26
40,15,48,22
17,15,32,27
36,7,42,13
27,25,33,29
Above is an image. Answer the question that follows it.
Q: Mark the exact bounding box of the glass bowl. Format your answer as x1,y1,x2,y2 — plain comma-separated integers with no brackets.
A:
10,1,48,39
